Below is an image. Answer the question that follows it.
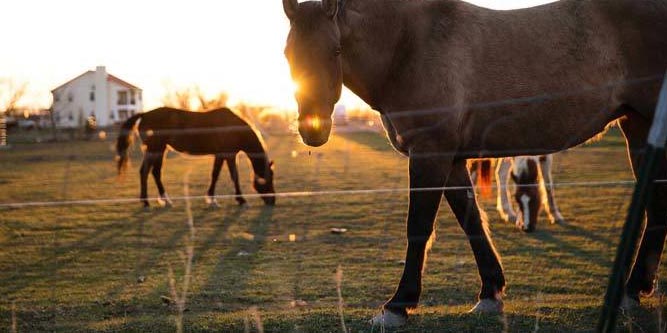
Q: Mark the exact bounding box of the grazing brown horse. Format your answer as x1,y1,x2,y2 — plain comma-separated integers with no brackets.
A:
116,107,276,208
282,0,667,327
472,156,565,232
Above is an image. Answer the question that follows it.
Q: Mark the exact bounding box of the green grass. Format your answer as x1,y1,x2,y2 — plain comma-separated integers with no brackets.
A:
0,126,666,332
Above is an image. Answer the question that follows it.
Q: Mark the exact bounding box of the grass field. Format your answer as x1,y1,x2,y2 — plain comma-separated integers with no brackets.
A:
1,126,666,332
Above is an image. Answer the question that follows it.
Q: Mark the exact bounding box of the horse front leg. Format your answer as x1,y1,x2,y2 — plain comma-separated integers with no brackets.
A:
139,155,152,209
445,160,505,312
538,154,565,224
206,155,225,207
226,156,247,206
495,157,517,223
371,149,451,327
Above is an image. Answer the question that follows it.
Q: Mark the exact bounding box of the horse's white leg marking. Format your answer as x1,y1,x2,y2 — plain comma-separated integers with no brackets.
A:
369,309,407,327
469,297,504,314
495,158,517,223
157,193,173,207
539,154,565,224
205,195,220,207
520,194,531,230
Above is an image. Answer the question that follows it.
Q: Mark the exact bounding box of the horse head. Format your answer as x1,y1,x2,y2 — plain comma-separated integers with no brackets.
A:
283,0,343,147
511,157,542,232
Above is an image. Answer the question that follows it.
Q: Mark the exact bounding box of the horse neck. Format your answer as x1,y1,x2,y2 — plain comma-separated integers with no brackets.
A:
338,0,426,109
241,129,269,177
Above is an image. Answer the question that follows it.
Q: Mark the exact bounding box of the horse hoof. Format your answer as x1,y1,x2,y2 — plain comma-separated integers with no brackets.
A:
469,298,504,314
205,196,217,205
206,197,220,209
506,215,518,224
369,309,407,328
620,294,640,312
552,218,566,225
157,196,173,208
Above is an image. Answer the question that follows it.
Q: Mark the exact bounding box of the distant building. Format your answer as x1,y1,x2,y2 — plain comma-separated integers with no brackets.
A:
50,66,142,128
333,103,348,126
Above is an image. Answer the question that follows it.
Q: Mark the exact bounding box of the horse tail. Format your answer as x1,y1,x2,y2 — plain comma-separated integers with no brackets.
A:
476,159,492,198
116,113,143,175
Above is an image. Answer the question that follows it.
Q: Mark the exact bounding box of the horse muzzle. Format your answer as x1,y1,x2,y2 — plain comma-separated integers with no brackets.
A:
298,116,332,147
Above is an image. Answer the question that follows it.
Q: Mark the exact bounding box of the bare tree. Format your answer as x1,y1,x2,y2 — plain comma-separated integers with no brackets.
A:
194,86,228,111
161,86,195,110
0,79,28,147
161,85,229,111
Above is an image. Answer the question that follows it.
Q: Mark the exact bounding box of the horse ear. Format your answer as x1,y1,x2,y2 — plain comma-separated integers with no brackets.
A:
322,0,338,18
283,0,298,21
269,160,275,170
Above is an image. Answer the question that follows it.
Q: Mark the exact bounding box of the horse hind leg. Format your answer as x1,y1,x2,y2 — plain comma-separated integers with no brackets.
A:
538,154,565,224
620,110,667,304
150,150,172,207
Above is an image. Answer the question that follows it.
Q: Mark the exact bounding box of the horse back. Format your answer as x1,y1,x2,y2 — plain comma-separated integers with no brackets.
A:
137,107,254,155
435,0,667,156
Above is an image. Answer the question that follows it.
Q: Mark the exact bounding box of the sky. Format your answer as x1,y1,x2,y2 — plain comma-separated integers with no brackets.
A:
0,0,556,111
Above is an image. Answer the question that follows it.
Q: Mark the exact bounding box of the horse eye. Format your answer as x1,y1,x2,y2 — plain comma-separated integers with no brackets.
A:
334,48,342,56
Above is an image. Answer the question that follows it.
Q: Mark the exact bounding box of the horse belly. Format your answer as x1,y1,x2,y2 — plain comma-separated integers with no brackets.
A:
166,133,229,155
461,96,620,158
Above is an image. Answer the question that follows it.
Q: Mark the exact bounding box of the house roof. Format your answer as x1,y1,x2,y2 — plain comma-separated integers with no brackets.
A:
51,71,93,92
107,74,141,90
51,70,142,92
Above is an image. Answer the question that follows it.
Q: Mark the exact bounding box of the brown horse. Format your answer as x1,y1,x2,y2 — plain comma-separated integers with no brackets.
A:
116,107,275,208
282,0,667,327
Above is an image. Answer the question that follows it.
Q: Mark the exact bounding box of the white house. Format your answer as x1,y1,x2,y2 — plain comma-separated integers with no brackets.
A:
51,66,143,128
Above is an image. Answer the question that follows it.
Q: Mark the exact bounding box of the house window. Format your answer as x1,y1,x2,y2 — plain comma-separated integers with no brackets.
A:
68,114,74,121
130,90,136,105
90,92,95,101
67,92,73,102
118,109,129,121
138,91,142,101
117,91,128,105
54,93,60,102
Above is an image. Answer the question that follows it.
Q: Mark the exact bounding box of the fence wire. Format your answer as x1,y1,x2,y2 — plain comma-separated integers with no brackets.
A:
2,73,667,332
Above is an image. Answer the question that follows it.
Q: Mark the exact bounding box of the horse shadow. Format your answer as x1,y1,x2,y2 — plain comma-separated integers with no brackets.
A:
0,207,170,297
143,205,275,311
